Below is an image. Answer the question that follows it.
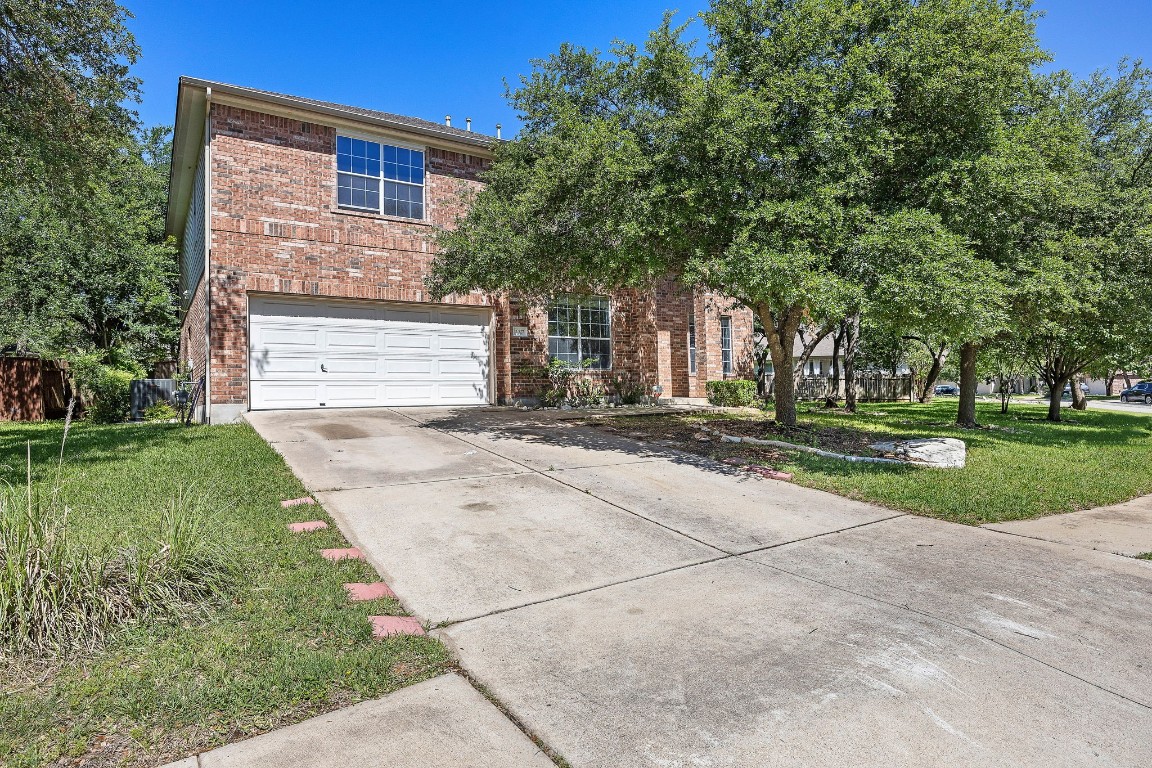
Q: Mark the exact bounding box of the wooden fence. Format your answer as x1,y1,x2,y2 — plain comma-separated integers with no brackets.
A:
765,373,913,403
0,358,69,421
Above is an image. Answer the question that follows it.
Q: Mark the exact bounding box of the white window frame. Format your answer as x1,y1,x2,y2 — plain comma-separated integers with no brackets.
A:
335,132,427,220
688,312,697,375
720,316,733,375
547,295,612,370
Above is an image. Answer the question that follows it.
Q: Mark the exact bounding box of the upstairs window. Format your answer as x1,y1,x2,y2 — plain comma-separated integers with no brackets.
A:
548,296,612,370
337,136,425,219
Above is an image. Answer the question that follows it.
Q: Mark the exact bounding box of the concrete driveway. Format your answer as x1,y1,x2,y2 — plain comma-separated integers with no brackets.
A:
248,406,1152,768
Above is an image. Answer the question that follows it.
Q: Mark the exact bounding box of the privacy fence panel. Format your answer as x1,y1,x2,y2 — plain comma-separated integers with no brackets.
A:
763,373,913,403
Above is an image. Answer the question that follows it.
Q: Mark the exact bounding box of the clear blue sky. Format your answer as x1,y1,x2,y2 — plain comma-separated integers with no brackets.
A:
124,1,1151,136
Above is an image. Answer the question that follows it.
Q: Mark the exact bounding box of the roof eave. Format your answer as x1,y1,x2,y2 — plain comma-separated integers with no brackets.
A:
179,76,494,151
165,79,208,241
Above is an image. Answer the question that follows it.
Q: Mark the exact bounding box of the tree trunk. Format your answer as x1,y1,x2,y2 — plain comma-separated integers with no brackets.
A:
956,342,979,428
825,321,845,408
998,374,1011,414
1046,376,1070,422
917,345,949,404
1070,377,1087,410
757,304,804,426
1105,372,1116,396
843,313,861,413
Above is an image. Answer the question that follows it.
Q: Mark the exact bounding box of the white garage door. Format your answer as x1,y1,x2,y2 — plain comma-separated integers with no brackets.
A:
249,295,491,409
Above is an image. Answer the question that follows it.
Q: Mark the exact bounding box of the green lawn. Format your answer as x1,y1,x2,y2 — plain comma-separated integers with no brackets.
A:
0,421,450,768
611,400,1152,526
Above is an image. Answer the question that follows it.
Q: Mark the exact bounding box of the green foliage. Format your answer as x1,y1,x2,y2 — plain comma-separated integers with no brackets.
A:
0,479,234,657
429,0,1051,426
706,379,759,408
70,355,140,424
0,127,179,364
141,402,178,422
0,0,140,196
539,358,605,407
610,372,651,405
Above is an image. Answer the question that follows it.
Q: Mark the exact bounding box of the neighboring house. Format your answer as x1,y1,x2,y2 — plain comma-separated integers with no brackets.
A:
167,78,754,422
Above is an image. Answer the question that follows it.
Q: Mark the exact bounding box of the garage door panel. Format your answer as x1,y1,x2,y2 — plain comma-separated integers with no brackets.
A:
437,383,488,401
251,382,322,408
259,328,321,349
325,331,379,350
384,358,436,375
385,334,435,350
386,383,438,402
251,354,319,376
249,296,490,410
439,358,487,376
323,383,384,405
386,309,434,324
323,357,380,375
439,334,486,351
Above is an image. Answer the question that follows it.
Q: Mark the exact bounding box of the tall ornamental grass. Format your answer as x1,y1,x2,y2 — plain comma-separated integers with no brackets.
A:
0,450,235,657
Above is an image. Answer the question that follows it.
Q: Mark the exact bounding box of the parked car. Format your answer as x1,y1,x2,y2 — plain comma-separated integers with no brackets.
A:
1120,381,1152,404
1062,382,1091,396
934,384,959,396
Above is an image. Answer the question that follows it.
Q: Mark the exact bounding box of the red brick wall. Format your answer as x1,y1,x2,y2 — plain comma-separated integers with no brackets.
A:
205,103,493,406
195,100,756,408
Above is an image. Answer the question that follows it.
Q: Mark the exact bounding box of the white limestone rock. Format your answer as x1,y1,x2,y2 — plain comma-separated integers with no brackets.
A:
869,437,967,469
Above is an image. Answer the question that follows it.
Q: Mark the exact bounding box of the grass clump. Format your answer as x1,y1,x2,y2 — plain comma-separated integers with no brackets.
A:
1,421,450,768
1,472,234,658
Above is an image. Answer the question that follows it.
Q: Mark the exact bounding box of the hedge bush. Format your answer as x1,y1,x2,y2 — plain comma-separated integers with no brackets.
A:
71,356,138,423
706,379,759,407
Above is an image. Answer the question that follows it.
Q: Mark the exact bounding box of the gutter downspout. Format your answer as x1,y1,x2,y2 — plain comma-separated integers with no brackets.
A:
202,86,212,423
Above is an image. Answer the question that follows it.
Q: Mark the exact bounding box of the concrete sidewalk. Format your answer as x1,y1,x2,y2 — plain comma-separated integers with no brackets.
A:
161,673,553,768
244,406,1152,767
984,493,1152,556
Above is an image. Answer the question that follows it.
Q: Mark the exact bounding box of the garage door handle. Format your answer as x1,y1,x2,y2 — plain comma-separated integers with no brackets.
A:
320,364,328,373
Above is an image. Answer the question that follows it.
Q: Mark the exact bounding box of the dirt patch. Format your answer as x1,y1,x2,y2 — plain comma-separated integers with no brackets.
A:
588,413,904,465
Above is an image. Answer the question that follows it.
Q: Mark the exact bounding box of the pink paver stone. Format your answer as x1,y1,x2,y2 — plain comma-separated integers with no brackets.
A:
287,520,328,533
344,582,396,601
320,547,364,561
744,465,794,481
370,615,425,639
281,497,315,508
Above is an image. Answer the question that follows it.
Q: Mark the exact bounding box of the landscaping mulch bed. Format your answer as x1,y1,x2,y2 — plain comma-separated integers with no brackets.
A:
589,412,899,462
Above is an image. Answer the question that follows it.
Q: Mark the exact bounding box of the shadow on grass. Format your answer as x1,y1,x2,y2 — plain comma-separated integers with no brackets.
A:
0,421,219,488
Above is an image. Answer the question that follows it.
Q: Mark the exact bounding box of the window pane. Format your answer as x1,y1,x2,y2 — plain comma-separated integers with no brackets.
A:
337,135,351,156
351,154,366,175
410,201,424,219
366,142,380,161
366,158,380,177
583,339,611,369
549,337,579,364
383,197,397,216
411,164,424,184
338,182,352,207
383,144,396,163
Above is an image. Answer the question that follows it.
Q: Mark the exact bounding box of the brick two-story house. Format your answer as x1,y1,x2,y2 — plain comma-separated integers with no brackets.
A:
167,78,754,422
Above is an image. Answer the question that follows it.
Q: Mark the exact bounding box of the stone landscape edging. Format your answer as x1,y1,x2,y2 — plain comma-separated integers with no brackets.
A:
701,428,909,465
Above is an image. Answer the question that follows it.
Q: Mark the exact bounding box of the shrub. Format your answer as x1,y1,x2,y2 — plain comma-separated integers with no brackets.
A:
0,482,234,657
70,355,139,424
706,379,760,407
538,358,602,407
142,402,179,422
610,373,651,405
